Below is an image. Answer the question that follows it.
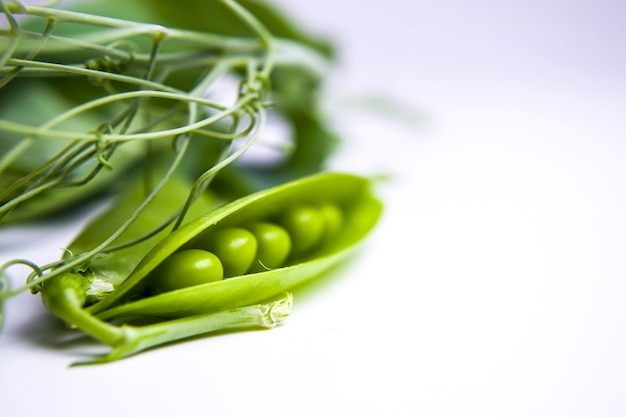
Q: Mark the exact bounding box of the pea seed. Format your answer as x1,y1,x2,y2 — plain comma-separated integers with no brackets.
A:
150,249,223,294
199,227,257,277
318,202,344,241
247,221,292,271
280,204,324,256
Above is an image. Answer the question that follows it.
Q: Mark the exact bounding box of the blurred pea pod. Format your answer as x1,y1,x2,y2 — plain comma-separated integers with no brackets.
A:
40,172,382,364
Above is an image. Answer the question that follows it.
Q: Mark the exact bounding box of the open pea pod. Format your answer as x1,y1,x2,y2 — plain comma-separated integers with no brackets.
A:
90,172,382,319
40,172,381,364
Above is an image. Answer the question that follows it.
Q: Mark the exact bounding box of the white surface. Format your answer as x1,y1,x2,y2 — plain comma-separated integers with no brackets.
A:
2,1,626,416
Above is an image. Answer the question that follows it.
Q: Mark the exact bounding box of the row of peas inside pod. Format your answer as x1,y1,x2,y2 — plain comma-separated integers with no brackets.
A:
87,172,381,321
148,202,345,295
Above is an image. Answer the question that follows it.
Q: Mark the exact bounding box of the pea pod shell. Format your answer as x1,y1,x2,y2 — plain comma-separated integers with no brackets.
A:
89,172,382,319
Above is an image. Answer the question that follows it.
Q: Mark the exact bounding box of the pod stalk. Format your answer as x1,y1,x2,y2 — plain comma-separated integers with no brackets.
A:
76,292,293,365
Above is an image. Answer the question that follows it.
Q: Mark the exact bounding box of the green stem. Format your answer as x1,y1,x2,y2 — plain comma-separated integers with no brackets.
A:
0,0,20,68
80,293,292,365
1,58,181,92
171,102,265,230
0,90,255,142
0,140,83,203
41,273,123,346
0,17,56,88
0,136,35,178
220,0,273,47
3,2,265,51
0,143,100,219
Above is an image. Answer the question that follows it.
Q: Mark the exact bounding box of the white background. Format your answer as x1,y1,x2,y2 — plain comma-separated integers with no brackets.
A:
2,1,626,416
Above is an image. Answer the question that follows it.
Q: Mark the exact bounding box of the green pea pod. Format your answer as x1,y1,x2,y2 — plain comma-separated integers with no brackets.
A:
90,171,381,318
40,172,382,363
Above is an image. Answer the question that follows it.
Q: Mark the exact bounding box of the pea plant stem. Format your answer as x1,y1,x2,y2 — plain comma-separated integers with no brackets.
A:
0,1,19,68
0,89,254,142
39,270,292,364
41,272,124,347
84,293,292,364
0,58,181,91
3,2,264,52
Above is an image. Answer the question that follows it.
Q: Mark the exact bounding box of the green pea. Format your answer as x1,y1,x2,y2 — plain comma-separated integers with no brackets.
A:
150,249,223,294
199,227,257,277
280,204,324,256
318,202,344,241
247,221,292,271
